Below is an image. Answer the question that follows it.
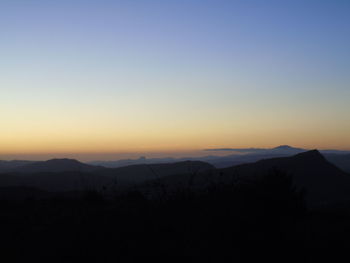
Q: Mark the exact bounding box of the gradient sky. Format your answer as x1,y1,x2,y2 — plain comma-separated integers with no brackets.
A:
1,0,350,160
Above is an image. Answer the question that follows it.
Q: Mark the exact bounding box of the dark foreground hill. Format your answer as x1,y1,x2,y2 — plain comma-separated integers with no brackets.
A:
0,168,350,262
220,150,350,206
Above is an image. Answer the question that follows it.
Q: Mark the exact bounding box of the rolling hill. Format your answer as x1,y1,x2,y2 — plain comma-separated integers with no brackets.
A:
0,161,213,192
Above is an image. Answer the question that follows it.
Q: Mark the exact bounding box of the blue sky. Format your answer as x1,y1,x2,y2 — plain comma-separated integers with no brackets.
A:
1,0,349,160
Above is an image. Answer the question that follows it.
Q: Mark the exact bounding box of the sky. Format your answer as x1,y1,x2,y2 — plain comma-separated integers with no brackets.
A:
1,0,350,161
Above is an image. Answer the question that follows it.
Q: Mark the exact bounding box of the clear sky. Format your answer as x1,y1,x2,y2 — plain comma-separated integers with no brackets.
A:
1,0,349,160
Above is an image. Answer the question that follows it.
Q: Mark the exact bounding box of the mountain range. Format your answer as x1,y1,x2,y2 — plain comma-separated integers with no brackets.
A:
88,145,350,172
0,160,213,192
134,150,350,207
0,148,350,207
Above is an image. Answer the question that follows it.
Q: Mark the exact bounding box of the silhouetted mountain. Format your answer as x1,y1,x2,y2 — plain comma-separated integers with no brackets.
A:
86,145,350,172
90,156,180,168
205,145,350,155
11,158,104,174
220,150,350,206
207,153,293,168
0,171,112,192
0,160,36,173
139,150,350,206
0,161,213,192
203,146,350,169
205,145,306,154
203,145,307,168
1,151,349,207
98,161,214,188
89,145,325,169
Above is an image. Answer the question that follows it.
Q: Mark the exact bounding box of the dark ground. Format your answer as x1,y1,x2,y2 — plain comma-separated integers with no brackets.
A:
0,172,349,263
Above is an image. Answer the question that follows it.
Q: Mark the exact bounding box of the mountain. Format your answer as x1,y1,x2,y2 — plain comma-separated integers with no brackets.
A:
0,161,214,192
88,146,350,171
205,145,306,154
89,156,180,168
220,150,350,206
140,150,350,206
200,146,306,168
99,161,214,185
271,145,306,154
0,171,113,192
1,151,349,206
9,159,104,174
205,145,350,155
0,160,36,173
204,146,350,169
207,153,296,168
88,145,311,169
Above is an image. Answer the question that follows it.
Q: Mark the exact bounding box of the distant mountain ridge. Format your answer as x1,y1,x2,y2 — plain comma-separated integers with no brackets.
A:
205,145,306,154
0,160,213,192
205,145,350,155
0,158,104,174
17,158,104,173
0,160,36,172
88,146,350,172
1,145,349,173
140,150,350,207
88,145,307,168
